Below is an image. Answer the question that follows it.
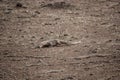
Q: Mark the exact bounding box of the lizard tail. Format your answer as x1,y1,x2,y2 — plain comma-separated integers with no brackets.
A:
70,41,81,45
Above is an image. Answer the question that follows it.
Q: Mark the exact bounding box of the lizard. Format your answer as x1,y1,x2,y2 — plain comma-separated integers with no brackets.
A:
39,39,81,48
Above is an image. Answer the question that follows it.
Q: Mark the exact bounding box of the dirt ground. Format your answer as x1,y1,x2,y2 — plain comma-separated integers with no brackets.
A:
0,0,120,80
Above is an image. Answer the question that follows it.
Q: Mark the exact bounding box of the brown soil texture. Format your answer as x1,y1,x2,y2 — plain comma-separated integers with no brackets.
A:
0,0,120,80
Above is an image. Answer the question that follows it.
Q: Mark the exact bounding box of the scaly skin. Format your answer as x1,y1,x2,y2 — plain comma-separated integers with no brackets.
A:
40,39,81,48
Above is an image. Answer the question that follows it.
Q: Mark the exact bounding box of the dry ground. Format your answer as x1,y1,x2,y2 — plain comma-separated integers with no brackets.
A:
0,0,120,80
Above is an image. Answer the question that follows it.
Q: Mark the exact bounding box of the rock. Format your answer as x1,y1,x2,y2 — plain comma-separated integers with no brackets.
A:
16,3,23,8
63,33,69,36
35,11,40,14
35,45,40,49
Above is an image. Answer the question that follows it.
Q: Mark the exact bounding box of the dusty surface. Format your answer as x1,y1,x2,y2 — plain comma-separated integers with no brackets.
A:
0,0,120,80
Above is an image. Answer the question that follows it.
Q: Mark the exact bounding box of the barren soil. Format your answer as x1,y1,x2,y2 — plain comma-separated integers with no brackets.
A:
0,0,120,80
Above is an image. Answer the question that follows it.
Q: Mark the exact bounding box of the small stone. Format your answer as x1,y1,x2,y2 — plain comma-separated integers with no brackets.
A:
63,34,69,36
67,76,74,79
89,73,93,76
55,18,60,20
25,78,29,80
108,40,112,42
35,11,40,14
84,68,90,71
16,3,23,7
50,31,54,33
32,36,35,38
35,45,40,49
116,38,120,42
9,36,12,38
40,37,44,39
21,35,24,38
19,29,22,32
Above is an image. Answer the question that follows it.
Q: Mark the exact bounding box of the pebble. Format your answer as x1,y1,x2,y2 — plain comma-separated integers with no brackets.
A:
16,3,23,8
